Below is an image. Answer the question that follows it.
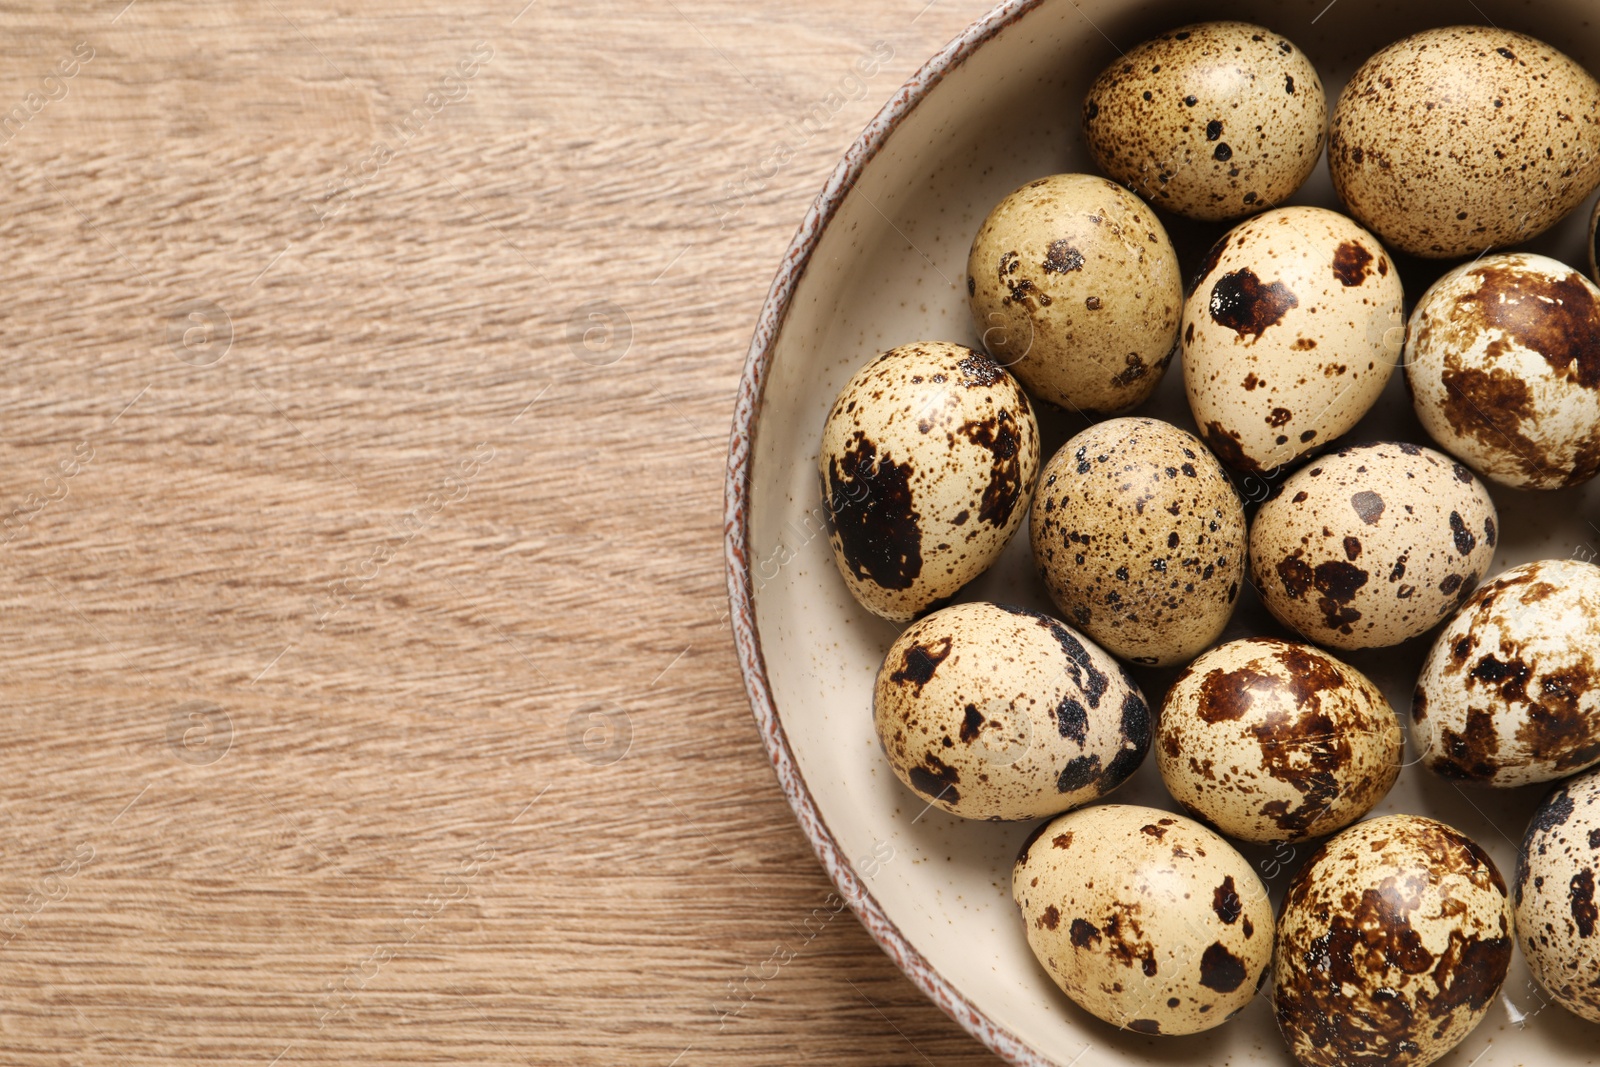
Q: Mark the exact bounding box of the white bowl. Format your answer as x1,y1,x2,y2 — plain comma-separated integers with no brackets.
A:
724,1,1600,1063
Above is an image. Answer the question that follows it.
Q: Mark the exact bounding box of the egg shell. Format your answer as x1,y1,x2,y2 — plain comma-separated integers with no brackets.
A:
1013,803,1272,1036
1030,417,1245,667
1514,767,1600,1023
1249,442,1498,651
1274,814,1513,1067
819,342,1041,622
966,174,1182,415
1329,26,1600,259
1083,22,1326,222
1157,637,1402,843
1183,206,1404,474
1414,559,1600,787
874,602,1149,820
1406,253,1600,490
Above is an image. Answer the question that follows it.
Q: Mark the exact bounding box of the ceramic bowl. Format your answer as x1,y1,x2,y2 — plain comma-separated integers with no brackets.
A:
725,1,1600,1063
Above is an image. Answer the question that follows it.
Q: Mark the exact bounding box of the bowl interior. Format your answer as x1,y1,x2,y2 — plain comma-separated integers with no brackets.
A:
743,0,1600,1063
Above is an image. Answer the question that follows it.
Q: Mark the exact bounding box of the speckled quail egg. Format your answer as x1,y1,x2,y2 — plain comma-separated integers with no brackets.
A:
1013,803,1272,1035
966,174,1182,415
1250,442,1497,650
1330,27,1600,259
1030,417,1245,667
1414,559,1600,787
1083,22,1326,222
1157,637,1402,843
1274,814,1513,1067
873,602,1149,820
1514,767,1600,1023
1183,207,1405,474
820,342,1041,622
1406,253,1600,490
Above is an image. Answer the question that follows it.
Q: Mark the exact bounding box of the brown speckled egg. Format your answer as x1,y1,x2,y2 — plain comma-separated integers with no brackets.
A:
1250,442,1497,651
1274,814,1513,1067
1330,27,1600,259
1406,253,1600,490
1157,638,1402,843
1083,22,1326,222
1183,207,1404,474
1013,804,1272,1035
966,174,1182,415
874,602,1149,820
819,342,1041,622
1414,559,1600,787
1030,417,1245,667
1514,767,1600,1023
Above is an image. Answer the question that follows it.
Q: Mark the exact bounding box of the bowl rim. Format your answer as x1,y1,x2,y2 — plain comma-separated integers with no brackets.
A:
722,2,1054,1063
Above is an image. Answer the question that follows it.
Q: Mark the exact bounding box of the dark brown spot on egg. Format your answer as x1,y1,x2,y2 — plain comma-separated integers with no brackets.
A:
1332,241,1374,287
957,352,1002,387
959,704,986,743
1311,560,1369,631
1053,832,1073,849
1039,905,1061,930
958,411,1023,528
1199,942,1247,992
1439,361,1554,483
1201,421,1260,474
1213,143,1233,161
1126,1019,1161,1034
1213,876,1242,924
1210,269,1298,341
1276,555,1314,600
889,636,952,693
1112,352,1149,387
1343,536,1362,560
1449,511,1477,556
1459,264,1600,390
1351,490,1385,525
1268,407,1292,428
907,754,960,804
1571,869,1597,937
1042,240,1085,274
1070,918,1101,948
827,433,923,590
1057,754,1101,794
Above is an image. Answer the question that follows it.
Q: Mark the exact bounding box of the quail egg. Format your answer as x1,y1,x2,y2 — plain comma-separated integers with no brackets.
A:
1030,417,1245,667
1515,766,1600,1023
966,173,1182,414
1157,637,1403,843
1406,252,1600,490
1250,442,1497,650
1414,559,1600,787
1274,814,1513,1067
1183,206,1405,474
1083,22,1327,221
1330,27,1600,259
820,342,1041,622
873,602,1149,820
1013,803,1272,1035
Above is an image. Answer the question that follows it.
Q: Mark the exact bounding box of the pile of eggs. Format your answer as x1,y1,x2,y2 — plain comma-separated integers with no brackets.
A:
818,20,1600,1067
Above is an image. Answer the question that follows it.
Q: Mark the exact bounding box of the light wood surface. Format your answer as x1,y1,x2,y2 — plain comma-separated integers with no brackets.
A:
0,1,1001,1064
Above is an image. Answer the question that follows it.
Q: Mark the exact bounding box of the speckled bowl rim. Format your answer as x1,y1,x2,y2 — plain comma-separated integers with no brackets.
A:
723,2,1052,1063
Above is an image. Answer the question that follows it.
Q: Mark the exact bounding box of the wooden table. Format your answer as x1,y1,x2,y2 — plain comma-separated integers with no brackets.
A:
0,1,999,1063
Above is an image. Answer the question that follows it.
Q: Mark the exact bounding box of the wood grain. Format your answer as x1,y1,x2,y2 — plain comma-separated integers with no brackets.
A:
0,1,1001,1063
